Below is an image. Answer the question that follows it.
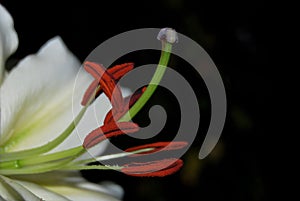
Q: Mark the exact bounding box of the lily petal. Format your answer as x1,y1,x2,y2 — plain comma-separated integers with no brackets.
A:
0,175,42,201
0,36,93,152
0,4,18,84
10,172,123,201
13,180,70,201
45,182,121,201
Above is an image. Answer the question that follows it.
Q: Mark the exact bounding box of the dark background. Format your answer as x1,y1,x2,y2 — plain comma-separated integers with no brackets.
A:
2,0,278,200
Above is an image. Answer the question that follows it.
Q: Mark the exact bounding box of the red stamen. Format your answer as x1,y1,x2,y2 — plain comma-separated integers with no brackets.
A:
124,86,147,107
103,109,123,125
81,63,134,106
125,141,188,156
107,63,134,80
83,122,139,149
104,87,147,124
82,61,124,111
122,158,183,177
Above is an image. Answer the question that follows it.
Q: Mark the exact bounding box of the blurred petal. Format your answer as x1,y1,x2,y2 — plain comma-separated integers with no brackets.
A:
0,37,93,151
0,4,18,84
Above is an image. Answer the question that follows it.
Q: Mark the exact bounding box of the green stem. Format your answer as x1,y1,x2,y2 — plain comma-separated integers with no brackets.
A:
118,42,172,122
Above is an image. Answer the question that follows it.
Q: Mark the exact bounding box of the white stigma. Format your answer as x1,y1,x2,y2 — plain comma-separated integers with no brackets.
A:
157,28,178,44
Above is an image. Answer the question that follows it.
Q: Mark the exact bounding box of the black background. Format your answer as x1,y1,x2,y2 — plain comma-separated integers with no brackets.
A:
1,0,279,200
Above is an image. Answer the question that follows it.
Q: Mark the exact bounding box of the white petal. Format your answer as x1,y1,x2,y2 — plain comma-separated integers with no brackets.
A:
11,172,123,201
45,182,122,201
15,181,72,201
0,175,42,201
0,4,18,84
97,181,124,199
0,37,96,152
0,33,132,155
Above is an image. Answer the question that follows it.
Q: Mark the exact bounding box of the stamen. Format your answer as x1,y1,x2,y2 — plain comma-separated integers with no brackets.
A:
103,109,123,125
83,122,139,149
82,61,124,111
107,63,134,80
81,63,134,106
125,141,188,156
121,158,183,177
104,87,147,124
124,86,147,107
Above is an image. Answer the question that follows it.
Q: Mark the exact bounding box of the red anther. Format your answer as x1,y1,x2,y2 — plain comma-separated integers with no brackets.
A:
125,141,188,156
107,63,134,81
81,62,133,106
104,87,147,124
103,109,123,125
125,86,147,107
121,158,183,177
83,122,139,149
83,61,124,112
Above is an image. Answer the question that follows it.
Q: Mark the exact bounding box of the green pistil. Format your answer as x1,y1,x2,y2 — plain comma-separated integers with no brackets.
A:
119,42,172,122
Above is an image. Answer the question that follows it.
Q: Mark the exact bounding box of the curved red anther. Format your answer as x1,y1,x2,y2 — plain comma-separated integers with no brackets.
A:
83,61,124,111
104,86,147,124
103,109,123,125
81,62,134,106
124,86,147,107
108,63,134,81
83,122,139,149
121,158,183,177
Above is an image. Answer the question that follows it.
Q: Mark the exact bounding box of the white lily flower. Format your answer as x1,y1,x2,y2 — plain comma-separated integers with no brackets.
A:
0,4,123,200
0,4,186,200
